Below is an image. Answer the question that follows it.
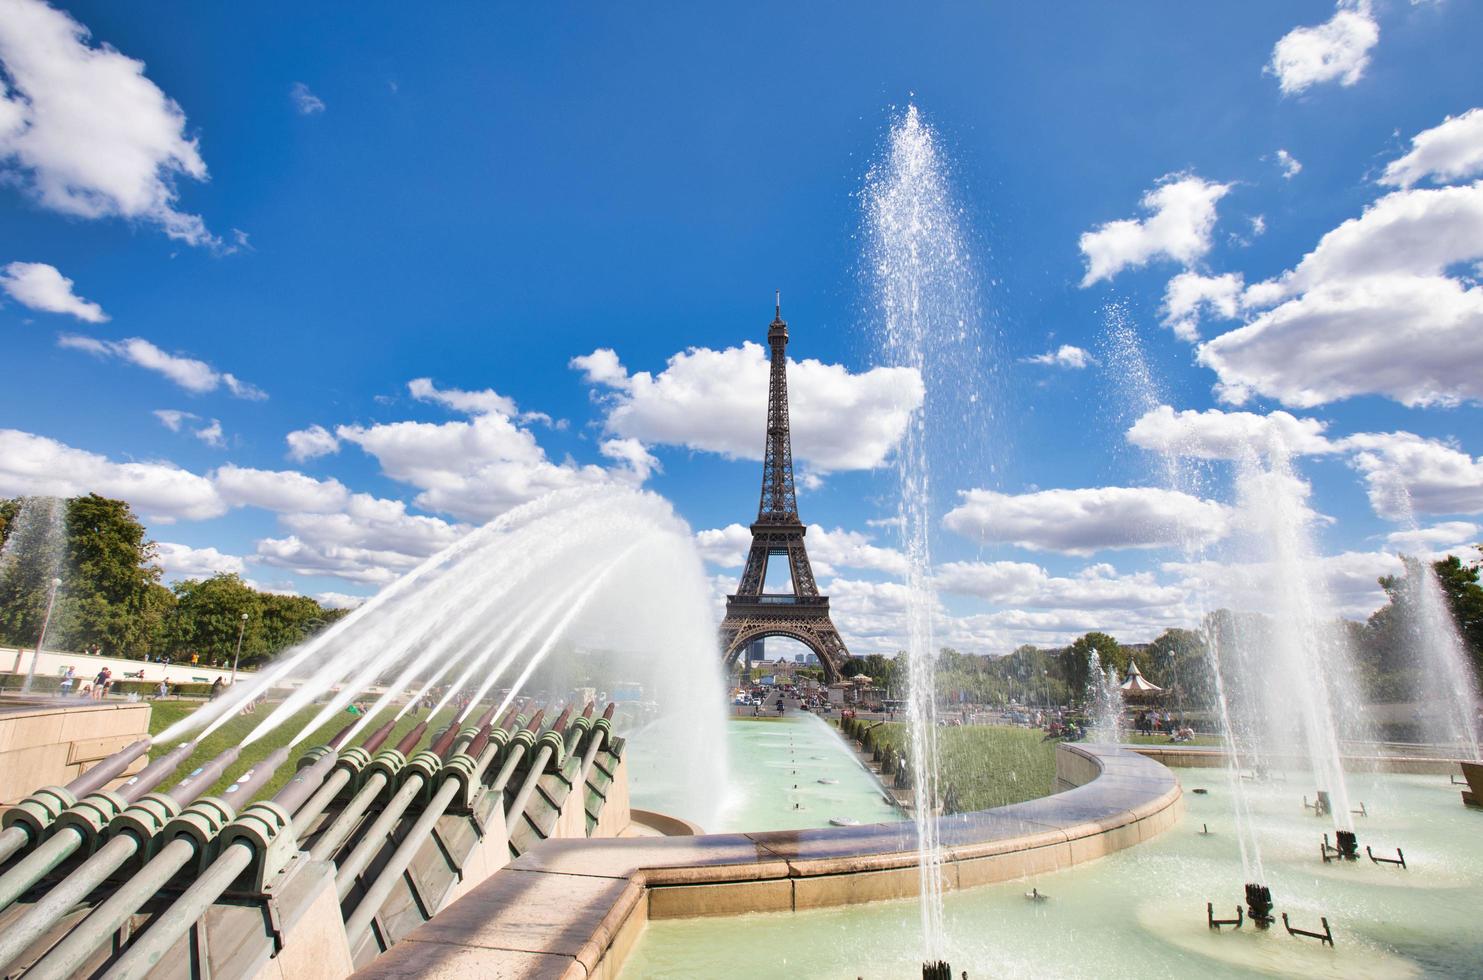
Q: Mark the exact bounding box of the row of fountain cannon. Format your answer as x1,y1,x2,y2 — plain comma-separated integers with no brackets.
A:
0,700,626,979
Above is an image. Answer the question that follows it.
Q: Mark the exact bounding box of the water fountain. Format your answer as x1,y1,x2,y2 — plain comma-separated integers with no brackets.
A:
863,102,984,970
1101,307,1268,885
0,484,731,977
1085,649,1126,744
0,496,67,693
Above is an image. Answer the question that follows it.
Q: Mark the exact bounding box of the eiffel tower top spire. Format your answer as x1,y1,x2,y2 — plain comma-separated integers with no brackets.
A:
758,295,798,523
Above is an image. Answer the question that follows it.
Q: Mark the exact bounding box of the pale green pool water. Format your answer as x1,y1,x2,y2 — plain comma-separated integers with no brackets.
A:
711,714,903,833
622,769,1482,978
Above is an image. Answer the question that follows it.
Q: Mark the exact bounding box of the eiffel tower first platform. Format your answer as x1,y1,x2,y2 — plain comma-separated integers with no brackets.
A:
718,297,851,682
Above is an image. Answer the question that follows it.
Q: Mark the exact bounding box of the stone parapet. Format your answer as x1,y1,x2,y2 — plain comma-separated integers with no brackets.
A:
0,702,150,804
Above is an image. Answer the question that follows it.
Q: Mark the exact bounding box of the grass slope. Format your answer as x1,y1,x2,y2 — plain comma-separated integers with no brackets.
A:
863,723,1059,812
145,700,461,800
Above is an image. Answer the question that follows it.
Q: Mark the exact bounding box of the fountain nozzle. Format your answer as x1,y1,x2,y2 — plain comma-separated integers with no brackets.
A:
1244,882,1275,929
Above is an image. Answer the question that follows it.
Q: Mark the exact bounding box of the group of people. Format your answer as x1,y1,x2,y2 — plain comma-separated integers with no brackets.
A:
56,665,112,700
1134,709,1196,742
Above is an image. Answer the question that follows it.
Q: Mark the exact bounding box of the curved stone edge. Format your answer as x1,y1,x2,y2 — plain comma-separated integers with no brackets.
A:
352,742,1183,980
1131,745,1469,776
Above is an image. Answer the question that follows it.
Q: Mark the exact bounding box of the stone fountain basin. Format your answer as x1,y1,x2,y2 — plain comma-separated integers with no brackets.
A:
355,742,1182,979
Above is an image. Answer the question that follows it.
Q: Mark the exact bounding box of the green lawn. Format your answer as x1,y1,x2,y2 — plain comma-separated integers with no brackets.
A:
858,722,1059,812
143,699,461,801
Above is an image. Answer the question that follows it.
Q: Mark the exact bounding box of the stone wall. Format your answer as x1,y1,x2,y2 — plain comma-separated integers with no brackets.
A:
0,702,150,804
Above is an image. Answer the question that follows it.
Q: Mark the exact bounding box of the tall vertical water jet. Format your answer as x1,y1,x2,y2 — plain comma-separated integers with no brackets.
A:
1084,649,1126,744
1231,447,1361,831
1369,483,1482,760
1099,307,1264,879
0,496,67,654
863,103,982,962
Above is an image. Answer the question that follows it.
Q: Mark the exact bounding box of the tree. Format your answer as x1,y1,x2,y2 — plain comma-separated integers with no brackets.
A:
1146,628,1210,706
59,495,170,657
1431,552,1483,674
1,494,354,665
1064,632,1127,700
0,495,168,657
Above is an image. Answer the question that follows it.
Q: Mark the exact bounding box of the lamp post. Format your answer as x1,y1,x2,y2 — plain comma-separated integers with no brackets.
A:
230,612,248,684
21,577,63,696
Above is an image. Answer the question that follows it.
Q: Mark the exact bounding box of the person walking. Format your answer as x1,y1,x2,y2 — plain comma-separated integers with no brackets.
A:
59,667,75,697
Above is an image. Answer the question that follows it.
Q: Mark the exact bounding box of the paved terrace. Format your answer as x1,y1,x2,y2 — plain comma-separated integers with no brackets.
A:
358,742,1183,979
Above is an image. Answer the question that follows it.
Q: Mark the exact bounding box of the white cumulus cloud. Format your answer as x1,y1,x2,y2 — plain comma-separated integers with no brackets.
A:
1199,175,1483,408
1161,271,1243,341
942,486,1233,555
1021,345,1094,369
572,342,923,473
1341,431,1483,519
1275,149,1303,179
154,541,244,579
60,334,266,399
1383,522,1479,556
1126,405,1338,460
1266,1,1379,95
0,0,216,245
285,424,340,462
1381,106,1483,189
0,261,106,321
0,428,224,522
1079,173,1232,285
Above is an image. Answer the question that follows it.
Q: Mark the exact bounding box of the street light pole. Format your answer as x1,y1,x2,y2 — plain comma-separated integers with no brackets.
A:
230,612,248,684
21,577,63,696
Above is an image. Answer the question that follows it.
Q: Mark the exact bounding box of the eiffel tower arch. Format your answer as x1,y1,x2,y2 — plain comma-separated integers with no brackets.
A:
718,297,851,683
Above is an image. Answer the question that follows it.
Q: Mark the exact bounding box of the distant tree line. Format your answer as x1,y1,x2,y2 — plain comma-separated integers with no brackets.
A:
0,495,351,667
841,548,1483,709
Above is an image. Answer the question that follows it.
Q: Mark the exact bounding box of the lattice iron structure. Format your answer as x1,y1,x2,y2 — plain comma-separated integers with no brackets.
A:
719,297,851,682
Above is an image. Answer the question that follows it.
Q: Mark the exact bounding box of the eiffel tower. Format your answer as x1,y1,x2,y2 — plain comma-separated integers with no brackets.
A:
718,296,851,682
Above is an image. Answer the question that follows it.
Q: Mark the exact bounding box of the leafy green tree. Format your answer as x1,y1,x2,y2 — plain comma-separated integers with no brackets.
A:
1145,628,1210,706
1064,632,1127,700
57,495,170,657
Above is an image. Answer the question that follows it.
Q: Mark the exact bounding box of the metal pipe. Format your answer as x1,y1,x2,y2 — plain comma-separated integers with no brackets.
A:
164,746,244,804
0,743,193,914
0,738,156,866
309,721,426,861
98,841,255,980
217,747,291,807
19,748,292,979
0,744,248,972
489,709,545,793
274,746,340,816
503,707,570,821
23,837,198,980
361,719,399,755
67,738,153,798
579,703,617,781
113,742,198,804
333,775,424,900
341,718,505,945
341,719,511,946
342,778,461,944
305,721,424,864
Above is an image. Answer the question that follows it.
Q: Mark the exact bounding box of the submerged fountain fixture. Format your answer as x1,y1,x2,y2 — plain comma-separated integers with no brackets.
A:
1321,829,1360,862
1244,882,1275,930
1282,913,1335,947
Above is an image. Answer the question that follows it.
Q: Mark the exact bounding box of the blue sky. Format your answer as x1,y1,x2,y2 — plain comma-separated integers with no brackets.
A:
2,0,1481,655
